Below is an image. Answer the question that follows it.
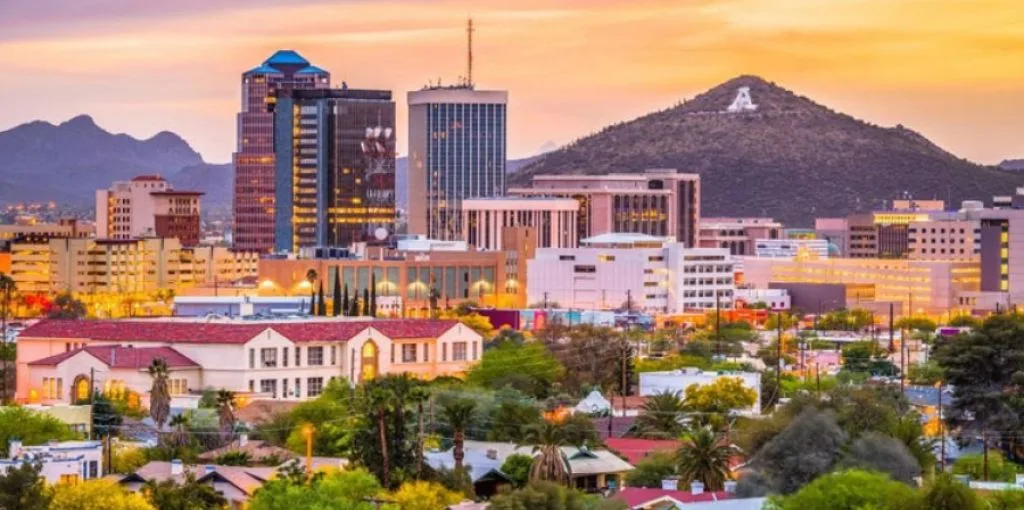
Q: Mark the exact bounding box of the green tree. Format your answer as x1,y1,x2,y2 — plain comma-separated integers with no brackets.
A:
744,408,847,495
986,490,1024,510
143,472,228,509
907,360,944,385
676,426,736,491
841,341,896,376
370,272,378,317
362,288,370,316
147,358,171,431
0,407,77,455
501,454,535,489
48,292,87,319
0,460,50,510
215,390,235,440
438,394,479,471
488,482,627,510
0,273,14,404
249,467,382,510
317,281,327,317
933,314,1024,479
50,479,154,510
771,469,920,510
332,271,342,316
764,312,798,331
342,283,350,317
953,451,1022,483
889,413,937,474
167,414,190,448
922,473,982,510
523,422,574,485
214,450,252,466
633,391,685,439
840,432,921,484
92,391,124,438
111,444,148,474
487,389,543,443
350,374,426,488
683,377,757,416
624,451,677,488
896,316,938,333
389,480,463,510
468,341,562,398
284,380,354,456
947,315,981,328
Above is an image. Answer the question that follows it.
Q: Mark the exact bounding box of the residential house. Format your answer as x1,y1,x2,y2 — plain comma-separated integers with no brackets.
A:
119,460,275,508
614,484,766,510
1,439,104,485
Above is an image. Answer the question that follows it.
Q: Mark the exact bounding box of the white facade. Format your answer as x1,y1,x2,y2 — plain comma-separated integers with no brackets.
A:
639,368,761,415
753,239,829,259
1,440,104,484
461,197,579,251
527,235,734,313
734,288,791,310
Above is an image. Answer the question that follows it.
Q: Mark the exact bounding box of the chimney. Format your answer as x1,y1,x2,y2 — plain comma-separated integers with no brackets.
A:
8,439,23,459
661,478,678,491
691,481,705,495
239,433,249,447
486,449,498,460
170,459,183,476
723,480,737,493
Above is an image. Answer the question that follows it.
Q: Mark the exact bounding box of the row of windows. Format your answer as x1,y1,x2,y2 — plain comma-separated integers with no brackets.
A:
250,345,336,369
251,376,330,399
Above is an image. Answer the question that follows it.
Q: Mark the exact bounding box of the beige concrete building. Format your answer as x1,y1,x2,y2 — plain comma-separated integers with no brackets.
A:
461,197,579,251
742,256,980,317
908,219,980,261
9,237,258,297
96,176,202,246
0,218,93,243
509,169,700,247
699,217,782,256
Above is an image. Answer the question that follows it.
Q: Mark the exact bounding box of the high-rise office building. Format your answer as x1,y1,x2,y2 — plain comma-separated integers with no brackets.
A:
233,50,330,252
96,175,202,246
272,88,396,252
407,87,508,240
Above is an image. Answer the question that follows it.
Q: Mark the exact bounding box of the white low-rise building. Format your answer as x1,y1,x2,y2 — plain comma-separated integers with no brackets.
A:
17,318,483,404
1,439,104,484
639,368,761,415
753,238,829,258
527,233,734,313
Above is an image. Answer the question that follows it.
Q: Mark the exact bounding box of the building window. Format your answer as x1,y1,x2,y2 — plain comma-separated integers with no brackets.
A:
295,347,301,366
308,347,324,366
249,349,255,369
283,348,289,367
472,341,478,360
330,346,337,365
307,377,324,397
295,378,301,398
442,343,447,361
249,380,254,392
169,379,188,396
88,460,98,478
574,265,596,273
452,342,468,361
59,474,79,485
260,379,278,398
423,343,429,362
260,348,278,368
402,344,418,363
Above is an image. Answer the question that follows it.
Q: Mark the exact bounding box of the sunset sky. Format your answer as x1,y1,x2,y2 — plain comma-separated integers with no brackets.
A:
1,0,1022,164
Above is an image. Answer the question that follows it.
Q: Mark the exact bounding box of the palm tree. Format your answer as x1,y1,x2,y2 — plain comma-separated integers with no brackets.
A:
216,389,236,441
168,413,190,447
439,396,478,470
0,273,15,405
676,426,737,492
147,358,171,431
890,413,938,473
522,421,574,485
634,390,686,439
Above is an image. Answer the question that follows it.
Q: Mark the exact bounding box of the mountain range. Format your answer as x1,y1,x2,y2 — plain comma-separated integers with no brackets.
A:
511,75,1024,226
0,115,231,210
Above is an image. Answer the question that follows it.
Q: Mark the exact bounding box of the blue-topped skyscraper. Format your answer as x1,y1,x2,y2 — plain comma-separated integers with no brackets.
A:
407,85,508,240
233,50,330,252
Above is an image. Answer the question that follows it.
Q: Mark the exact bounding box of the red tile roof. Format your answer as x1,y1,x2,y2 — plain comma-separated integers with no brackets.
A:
614,487,733,508
605,438,682,465
28,345,199,369
20,319,464,345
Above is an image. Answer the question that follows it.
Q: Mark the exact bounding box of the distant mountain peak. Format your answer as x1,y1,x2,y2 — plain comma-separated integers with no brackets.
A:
513,75,1024,226
60,114,99,130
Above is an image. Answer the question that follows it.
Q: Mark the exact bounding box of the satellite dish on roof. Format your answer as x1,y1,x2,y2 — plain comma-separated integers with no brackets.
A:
374,227,388,241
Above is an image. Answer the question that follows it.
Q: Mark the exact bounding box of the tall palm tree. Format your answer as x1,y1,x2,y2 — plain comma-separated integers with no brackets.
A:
634,390,686,439
676,426,737,492
216,389,236,441
147,358,171,431
168,413,190,447
439,396,478,470
523,421,573,485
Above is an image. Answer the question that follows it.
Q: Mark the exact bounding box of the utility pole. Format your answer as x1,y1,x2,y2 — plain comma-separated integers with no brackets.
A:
938,381,946,472
815,363,821,399
626,290,632,313
417,401,424,479
888,302,895,353
775,310,782,393
543,292,549,309
900,325,906,393
303,425,313,481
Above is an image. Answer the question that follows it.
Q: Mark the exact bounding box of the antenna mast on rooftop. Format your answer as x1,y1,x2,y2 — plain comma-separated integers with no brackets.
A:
467,18,474,88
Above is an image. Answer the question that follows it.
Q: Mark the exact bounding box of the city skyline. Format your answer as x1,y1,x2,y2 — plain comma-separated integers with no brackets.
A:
1,0,1022,165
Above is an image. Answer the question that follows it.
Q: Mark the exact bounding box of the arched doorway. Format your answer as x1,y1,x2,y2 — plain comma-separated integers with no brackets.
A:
72,375,91,404
360,341,379,381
